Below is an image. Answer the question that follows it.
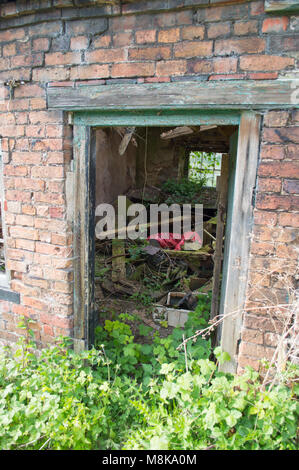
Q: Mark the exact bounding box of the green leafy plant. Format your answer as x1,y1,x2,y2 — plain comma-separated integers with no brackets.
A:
0,299,298,451
161,177,207,205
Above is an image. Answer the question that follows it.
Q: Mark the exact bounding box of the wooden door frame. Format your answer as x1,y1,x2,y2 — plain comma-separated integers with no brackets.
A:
71,110,260,374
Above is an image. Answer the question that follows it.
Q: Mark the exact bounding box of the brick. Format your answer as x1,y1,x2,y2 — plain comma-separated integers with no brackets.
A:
158,28,180,43
65,17,107,36
45,52,81,67
25,125,45,138
129,46,171,61
4,166,28,177
174,41,213,58
15,214,34,227
6,190,32,203
86,49,125,64
262,17,289,33
34,192,65,205
15,239,35,251
11,54,43,69
23,296,48,312
264,332,280,348
156,60,187,77
31,166,64,179
263,128,299,144
111,62,155,78
188,59,212,74
248,72,278,80
49,207,64,218
209,74,246,81
70,64,109,80
45,125,63,139
113,31,133,47
240,55,294,71
40,313,73,329
234,20,258,35
3,43,16,57
207,22,231,38
283,179,299,194
32,37,50,52
286,145,299,159
153,12,176,28
213,57,238,74
70,36,89,50
30,98,47,110
135,30,156,44
32,68,70,82
241,327,264,345
34,217,66,232
250,239,275,255
256,193,297,210
215,38,265,55
264,111,289,128
248,270,271,287
6,260,27,273
239,342,274,361
0,28,24,42
10,226,39,241
258,177,282,193
276,243,298,259
260,145,284,160
250,1,264,15
92,35,111,49
237,355,260,371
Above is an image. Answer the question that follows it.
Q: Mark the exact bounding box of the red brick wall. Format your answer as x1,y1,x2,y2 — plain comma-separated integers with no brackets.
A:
0,0,298,368
238,109,299,372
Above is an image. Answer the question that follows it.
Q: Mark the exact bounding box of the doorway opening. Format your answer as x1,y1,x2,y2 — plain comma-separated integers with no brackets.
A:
91,124,237,354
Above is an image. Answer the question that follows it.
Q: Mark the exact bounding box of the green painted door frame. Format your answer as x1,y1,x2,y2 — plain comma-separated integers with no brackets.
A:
71,107,260,373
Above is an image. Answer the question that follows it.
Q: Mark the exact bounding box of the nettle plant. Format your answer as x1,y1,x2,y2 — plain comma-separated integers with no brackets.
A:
0,306,298,450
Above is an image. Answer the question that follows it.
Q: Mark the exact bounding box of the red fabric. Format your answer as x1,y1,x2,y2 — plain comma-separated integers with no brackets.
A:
148,231,202,251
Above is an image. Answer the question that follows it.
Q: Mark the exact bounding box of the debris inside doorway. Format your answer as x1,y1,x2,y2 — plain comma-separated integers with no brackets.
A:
93,125,237,346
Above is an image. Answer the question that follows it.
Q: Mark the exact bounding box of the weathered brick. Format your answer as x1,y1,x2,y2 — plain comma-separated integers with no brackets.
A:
111,62,155,78
70,64,109,80
207,22,230,38
156,60,187,77
135,29,156,44
9,226,39,241
256,193,297,210
70,36,89,50
278,212,299,227
264,111,289,128
129,46,171,61
240,55,294,71
174,41,213,58
113,31,133,47
263,128,299,144
234,20,258,35
260,145,285,160
215,38,265,55
258,177,282,192
283,179,299,194
241,327,264,344
239,342,275,361
262,17,289,33
32,37,50,52
258,161,299,178
86,48,125,64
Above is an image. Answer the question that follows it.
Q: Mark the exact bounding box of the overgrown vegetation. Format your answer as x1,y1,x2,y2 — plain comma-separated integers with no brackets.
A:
0,300,298,451
161,177,206,205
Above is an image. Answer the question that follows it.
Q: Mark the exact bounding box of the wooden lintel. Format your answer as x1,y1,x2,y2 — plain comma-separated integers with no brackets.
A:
265,0,299,13
47,80,298,112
